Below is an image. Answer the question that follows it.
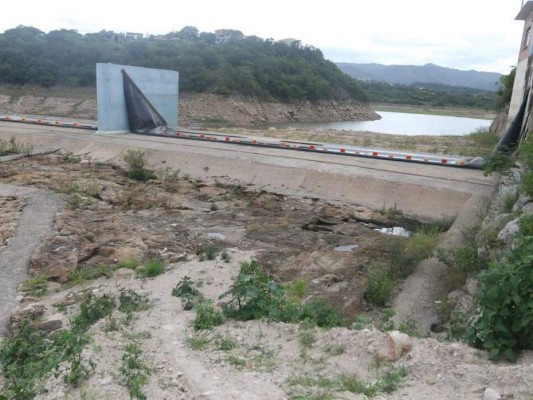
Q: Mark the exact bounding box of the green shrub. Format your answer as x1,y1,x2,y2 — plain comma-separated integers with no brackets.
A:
123,149,154,181
138,258,166,278
120,344,151,400
483,150,515,176
172,276,202,310
298,298,343,329
193,301,225,330
118,289,150,314
197,244,218,261
21,275,48,297
72,293,116,332
219,259,285,321
365,268,394,306
518,134,533,169
519,214,533,236
521,171,533,196
285,278,308,299
468,236,533,361
437,244,481,288
116,258,141,270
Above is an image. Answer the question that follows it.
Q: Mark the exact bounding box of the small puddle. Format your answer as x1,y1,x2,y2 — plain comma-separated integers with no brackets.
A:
375,227,410,237
207,232,226,240
334,244,359,252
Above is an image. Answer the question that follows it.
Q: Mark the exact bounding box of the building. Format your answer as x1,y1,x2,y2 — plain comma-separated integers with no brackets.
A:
214,29,244,44
508,0,533,140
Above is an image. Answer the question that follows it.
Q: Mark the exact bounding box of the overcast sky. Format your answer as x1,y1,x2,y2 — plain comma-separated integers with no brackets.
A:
0,0,526,74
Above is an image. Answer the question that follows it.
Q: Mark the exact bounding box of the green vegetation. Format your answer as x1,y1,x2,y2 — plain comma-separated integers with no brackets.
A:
193,301,225,331
172,276,203,310
119,344,151,400
0,136,33,156
21,275,48,297
288,365,408,399
468,235,533,361
0,26,366,103
137,258,166,278
197,243,218,261
360,81,496,110
123,149,154,182
495,67,516,110
219,259,343,328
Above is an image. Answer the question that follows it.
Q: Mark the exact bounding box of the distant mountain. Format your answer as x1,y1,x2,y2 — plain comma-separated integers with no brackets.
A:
336,63,501,91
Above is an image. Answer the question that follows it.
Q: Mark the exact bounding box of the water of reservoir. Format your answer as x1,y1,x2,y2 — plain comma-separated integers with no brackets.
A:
274,111,492,136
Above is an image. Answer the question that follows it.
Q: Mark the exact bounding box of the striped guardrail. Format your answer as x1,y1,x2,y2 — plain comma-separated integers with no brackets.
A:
0,114,479,168
0,115,97,130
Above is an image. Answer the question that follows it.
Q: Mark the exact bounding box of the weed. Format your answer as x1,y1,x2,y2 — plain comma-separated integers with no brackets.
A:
137,258,166,278
501,190,519,212
123,149,154,182
197,243,218,261
123,331,152,341
339,365,408,396
67,265,112,285
0,136,33,156
351,315,373,330
61,151,81,163
519,213,533,236
119,343,151,400
84,180,102,199
437,243,480,288
118,289,151,314
466,127,499,148
215,335,237,351
220,249,231,263
378,308,396,332
365,267,394,306
186,332,213,350
21,275,48,297
521,171,533,196
518,134,533,169
193,301,225,330
116,258,141,270
398,315,419,337
220,259,343,328
285,278,309,299
324,343,346,356
0,293,115,397
172,276,202,310
72,293,116,332
483,150,515,176
468,235,533,361
298,324,317,351
58,180,80,194
155,166,180,192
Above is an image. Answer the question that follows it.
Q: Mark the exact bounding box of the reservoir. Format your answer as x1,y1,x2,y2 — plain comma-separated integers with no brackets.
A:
275,111,492,136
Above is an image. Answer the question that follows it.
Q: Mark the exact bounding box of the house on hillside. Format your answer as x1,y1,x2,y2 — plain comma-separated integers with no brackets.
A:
508,0,533,140
214,29,244,44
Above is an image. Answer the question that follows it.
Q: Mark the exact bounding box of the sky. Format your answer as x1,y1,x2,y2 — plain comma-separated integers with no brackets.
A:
0,0,526,74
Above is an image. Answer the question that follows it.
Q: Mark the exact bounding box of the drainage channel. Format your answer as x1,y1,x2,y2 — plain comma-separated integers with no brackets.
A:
0,114,482,168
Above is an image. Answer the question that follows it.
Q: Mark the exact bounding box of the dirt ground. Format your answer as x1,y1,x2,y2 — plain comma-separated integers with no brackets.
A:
0,153,532,399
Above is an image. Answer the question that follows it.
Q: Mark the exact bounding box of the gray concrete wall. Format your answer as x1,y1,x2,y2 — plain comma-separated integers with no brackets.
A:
96,63,179,133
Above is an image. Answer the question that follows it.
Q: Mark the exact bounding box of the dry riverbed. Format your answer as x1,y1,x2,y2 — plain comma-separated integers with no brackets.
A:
0,152,531,399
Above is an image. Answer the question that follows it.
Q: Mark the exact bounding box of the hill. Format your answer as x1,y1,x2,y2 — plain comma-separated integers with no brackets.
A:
0,26,367,103
336,62,501,91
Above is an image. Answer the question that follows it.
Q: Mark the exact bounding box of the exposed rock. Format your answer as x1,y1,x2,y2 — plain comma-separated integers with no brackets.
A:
484,387,502,400
497,217,521,245
36,319,63,334
376,331,413,361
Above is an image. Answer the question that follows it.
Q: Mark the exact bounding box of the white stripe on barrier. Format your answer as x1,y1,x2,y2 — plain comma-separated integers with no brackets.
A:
0,114,476,168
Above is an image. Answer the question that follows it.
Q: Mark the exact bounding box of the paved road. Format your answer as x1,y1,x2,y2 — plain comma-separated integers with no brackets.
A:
0,121,496,220
0,184,62,333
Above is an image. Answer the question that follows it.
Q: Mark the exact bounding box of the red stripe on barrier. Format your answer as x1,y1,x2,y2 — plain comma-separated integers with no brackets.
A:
424,158,429,163
372,151,378,157
388,154,394,159
252,140,257,144
199,134,205,138
225,137,230,142
406,155,412,160
340,148,346,153
309,145,315,150
441,159,448,164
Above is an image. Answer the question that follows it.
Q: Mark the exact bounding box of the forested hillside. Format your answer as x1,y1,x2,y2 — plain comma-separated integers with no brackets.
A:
359,81,497,109
0,26,367,103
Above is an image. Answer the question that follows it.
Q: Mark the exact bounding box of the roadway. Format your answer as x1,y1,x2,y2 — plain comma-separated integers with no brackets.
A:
0,120,497,221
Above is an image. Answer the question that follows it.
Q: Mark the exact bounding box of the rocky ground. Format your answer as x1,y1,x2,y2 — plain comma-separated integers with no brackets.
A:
0,151,532,399
0,90,379,127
